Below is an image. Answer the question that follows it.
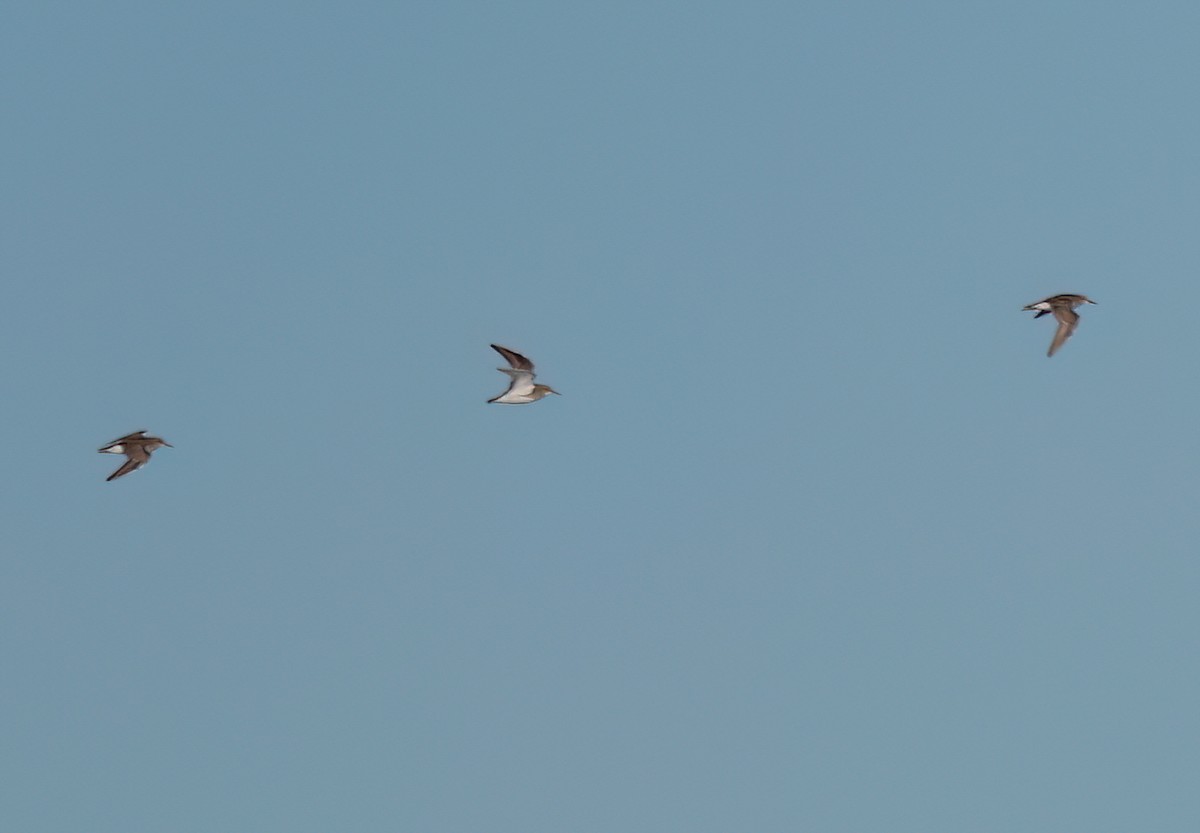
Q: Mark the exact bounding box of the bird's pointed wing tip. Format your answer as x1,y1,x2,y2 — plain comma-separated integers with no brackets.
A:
490,344,534,371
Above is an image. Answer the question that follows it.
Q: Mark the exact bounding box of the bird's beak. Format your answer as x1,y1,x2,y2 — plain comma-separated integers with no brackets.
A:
163,442,174,447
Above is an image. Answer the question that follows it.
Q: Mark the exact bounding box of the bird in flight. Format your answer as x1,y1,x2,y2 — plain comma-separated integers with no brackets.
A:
98,430,172,481
1022,294,1097,357
487,344,560,404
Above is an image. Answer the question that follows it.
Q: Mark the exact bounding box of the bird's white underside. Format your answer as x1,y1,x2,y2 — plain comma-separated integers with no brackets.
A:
493,392,539,403
493,369,536,402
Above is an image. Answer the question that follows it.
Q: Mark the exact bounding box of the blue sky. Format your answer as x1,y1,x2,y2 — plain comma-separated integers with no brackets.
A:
4,2,1200,830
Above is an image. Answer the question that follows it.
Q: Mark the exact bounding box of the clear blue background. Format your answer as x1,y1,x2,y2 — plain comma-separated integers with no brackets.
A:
4,2,1199,830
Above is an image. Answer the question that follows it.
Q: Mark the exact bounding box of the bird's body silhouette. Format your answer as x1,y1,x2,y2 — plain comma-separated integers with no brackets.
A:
487,345,560,404
98,430,172,481
1023,294,1097,357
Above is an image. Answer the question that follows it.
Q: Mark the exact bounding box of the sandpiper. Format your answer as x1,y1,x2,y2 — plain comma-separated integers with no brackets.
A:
488,344,560,404
98,430,172,481
1023,294,1097,357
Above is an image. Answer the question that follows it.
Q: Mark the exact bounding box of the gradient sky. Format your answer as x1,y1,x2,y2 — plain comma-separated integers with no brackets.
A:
5,2,1200,831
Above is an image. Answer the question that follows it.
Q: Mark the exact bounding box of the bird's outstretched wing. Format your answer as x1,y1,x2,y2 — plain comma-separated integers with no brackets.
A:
491,344,535,373
103,430,148,448
106,446,149,482
1047,307,1079,357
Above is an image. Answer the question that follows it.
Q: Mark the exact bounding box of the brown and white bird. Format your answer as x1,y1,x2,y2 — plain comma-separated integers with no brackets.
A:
1022,294,1097,357
487,344,560,404
98,430,172,481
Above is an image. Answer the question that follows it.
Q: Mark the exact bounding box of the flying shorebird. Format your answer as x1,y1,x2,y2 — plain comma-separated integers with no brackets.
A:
1022,294,1097,357
487,344,560,404
98,430,172,481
